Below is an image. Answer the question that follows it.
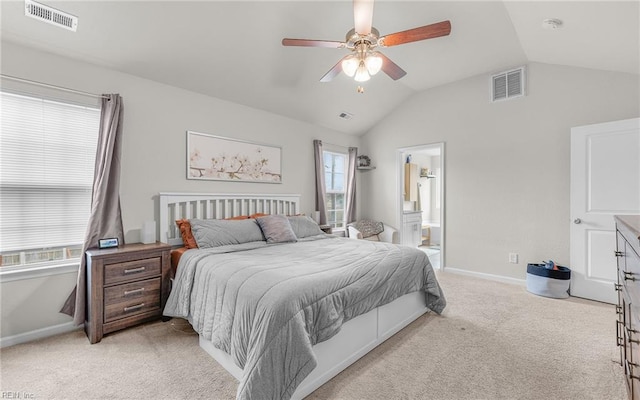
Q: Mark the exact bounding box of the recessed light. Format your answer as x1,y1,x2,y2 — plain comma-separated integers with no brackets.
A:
542,18,563,30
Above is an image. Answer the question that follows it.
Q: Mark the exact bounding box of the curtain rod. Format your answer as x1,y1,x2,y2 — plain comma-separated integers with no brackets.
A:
0,74,109,100
320,141,356,149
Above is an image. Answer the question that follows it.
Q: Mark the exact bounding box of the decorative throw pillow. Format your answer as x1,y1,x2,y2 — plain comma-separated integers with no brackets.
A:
175,219,198,249
255,215,298,244
287,215,324,238
190,218,265,248
352,219,384,239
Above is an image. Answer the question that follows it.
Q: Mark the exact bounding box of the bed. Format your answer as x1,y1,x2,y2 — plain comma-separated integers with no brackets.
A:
159,192,445,400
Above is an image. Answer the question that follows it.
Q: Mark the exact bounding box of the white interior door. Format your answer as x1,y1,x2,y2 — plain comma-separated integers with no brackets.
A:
570,118,640,303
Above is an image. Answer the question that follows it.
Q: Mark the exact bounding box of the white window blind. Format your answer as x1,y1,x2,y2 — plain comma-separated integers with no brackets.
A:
0,91,99,268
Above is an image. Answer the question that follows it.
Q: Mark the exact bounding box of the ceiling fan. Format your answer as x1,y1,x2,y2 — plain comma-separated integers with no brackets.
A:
282,0,451,84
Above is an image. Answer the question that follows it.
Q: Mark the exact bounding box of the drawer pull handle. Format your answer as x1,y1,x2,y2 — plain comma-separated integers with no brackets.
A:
617,320,625,346
615,251,624,257
123,266,146,275
626,360,640,380
124,288,145,296
626,326,640,344
123,303,145,312
624,271,636,281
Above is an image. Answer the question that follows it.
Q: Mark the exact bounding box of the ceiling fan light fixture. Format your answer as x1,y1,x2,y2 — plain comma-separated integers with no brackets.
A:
354,62,370,82
282,1,451,84
365,52,382,75
342,56,359,77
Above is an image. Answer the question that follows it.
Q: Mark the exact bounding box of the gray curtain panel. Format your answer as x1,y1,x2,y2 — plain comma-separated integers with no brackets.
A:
345,147,357,223
60,94,125,326
313,139,328,225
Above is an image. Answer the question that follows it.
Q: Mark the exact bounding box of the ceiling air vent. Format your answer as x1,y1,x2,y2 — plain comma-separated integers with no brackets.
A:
25,0,78,32
338,111,354,120
491,66,525,102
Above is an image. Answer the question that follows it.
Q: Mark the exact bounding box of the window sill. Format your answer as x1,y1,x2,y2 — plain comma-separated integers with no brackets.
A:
0,262,79,283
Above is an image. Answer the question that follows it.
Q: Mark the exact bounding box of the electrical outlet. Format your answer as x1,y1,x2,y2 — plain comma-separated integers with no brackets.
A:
509,253,519,264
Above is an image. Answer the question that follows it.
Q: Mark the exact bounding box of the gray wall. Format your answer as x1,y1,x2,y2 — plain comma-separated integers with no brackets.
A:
0,41,359,341
359,62,639,280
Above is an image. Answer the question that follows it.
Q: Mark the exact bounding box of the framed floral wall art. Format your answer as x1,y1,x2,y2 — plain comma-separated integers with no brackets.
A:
187,131,282,183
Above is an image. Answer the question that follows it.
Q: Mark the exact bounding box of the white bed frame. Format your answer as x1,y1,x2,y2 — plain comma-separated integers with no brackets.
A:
158,192,428,399
159,192,302,247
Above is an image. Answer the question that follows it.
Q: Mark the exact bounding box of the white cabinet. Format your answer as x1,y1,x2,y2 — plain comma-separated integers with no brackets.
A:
402,211,422,247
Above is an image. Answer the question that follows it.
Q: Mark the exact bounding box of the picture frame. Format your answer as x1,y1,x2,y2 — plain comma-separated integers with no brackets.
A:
187,131,282,183
98,238,119,249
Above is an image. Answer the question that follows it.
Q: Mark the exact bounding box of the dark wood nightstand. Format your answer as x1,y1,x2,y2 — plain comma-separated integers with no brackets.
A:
319,225,332,234
85,242,171,344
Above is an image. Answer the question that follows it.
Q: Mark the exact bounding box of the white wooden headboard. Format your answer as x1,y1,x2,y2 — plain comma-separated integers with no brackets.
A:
158,192,301,247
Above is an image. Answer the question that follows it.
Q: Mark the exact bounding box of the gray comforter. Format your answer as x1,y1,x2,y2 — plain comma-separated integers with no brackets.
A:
163,235,445,400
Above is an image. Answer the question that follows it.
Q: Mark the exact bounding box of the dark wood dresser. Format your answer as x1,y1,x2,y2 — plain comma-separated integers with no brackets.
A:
85,242,171,344
615,215,640,398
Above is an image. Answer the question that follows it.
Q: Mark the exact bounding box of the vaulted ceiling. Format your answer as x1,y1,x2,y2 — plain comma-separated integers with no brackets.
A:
1,1,638,135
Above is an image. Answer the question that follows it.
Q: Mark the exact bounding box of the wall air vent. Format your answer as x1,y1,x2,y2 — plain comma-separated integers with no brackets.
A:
491,66,526,102
25,0,78,32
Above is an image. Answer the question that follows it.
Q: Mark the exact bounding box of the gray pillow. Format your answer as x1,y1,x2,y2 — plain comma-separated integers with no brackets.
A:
190,218,265,248
255,215,298,244
287,215,324,238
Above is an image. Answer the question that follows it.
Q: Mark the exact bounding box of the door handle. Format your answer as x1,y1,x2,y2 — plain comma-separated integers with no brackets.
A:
574,218,582,224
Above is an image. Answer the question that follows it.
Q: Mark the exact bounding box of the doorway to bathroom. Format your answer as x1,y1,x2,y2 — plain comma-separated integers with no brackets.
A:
396,143,445,269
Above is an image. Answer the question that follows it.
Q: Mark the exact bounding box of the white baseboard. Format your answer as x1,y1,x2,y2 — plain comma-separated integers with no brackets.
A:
443,267,526,286
0,321,82,348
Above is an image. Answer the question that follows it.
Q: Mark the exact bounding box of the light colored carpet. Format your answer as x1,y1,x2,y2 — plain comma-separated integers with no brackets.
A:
0,271,626,400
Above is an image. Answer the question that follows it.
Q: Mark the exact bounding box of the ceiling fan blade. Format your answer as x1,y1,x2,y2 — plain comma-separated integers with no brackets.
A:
378,53,407,80
380,20,451,47
320,56,350,82
353,0,374,35
282,38,345,48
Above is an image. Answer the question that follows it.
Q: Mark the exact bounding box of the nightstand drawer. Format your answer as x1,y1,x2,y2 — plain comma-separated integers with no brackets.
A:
104,257,161,285
104,278,161,322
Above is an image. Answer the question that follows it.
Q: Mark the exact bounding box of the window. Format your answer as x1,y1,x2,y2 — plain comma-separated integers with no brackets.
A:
323,151,347,229
0,91,100,270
